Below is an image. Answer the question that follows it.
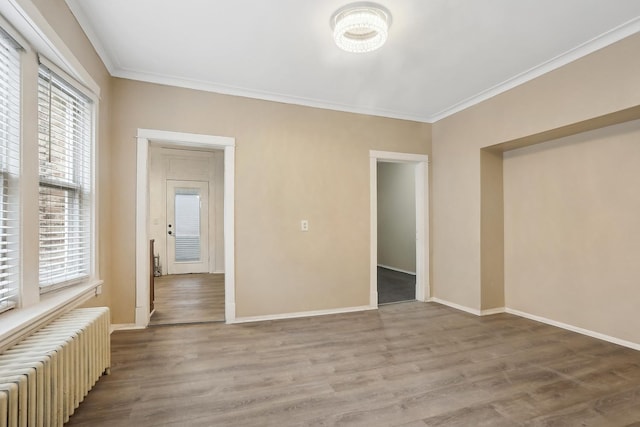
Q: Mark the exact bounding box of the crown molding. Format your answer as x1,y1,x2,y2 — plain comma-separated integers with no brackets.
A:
427,16,640,123
112,67,431,123
1,0,101,96
65,0,117,74
64,1,640,124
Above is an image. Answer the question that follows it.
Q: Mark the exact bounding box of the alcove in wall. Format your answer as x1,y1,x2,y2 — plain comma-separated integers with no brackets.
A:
479,104,640,314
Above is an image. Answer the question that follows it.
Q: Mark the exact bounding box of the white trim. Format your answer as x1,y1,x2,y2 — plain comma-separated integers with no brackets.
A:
481,307,505,316
232,305,376,324
429,298,504,317
135,129,236,328
428,299,640,351
137,129,234,147
222,144,236,323
377,264,416,276
135,136,149,328
370,151,429,163
38,54,98,101
505,308,640,352
0,9,30,51
428,297,481,316
112,68,431,124
414,160,429,302
429,16,640,122
1,0,101,97
61,5,640,124
91,91,100,296
0,280,102,352
370,151,429,307
369,155,378,307
64,0,116,74
110,323,145,332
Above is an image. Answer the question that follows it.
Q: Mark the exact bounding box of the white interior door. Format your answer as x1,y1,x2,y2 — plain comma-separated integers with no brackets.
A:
167,180,209,274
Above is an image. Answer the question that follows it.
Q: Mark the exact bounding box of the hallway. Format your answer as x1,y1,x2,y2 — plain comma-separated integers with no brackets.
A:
377,266,416,305
150,273,225,325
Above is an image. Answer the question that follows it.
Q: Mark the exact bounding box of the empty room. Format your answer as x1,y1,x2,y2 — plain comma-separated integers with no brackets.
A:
0,0,639,426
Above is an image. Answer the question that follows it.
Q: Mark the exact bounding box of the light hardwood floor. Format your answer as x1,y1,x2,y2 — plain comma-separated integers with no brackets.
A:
68,302,640,426
150,273,225,325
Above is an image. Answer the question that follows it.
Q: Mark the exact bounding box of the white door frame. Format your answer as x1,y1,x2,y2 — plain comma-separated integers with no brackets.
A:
370,150,429,306
136,129,236,327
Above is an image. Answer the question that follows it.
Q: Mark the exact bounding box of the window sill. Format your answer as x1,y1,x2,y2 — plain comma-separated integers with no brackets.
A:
0,279,103,352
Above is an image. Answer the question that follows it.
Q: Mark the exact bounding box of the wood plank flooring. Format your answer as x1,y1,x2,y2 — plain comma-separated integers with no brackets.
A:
149,273,224,325
378,267,416,304
67,302,640,426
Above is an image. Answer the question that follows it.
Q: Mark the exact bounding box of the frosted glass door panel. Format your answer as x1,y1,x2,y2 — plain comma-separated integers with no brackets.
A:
174,190,201,261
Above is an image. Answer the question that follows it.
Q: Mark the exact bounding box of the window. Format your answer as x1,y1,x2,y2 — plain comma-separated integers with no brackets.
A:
174,188,202,262
0,12,101,343
0,28,20,314
38,65,93,291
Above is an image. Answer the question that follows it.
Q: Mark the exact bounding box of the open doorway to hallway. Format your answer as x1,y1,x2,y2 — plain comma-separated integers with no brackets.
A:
148,144,225,325
135,129,236,328
150,273,225,325
377,161,417,304
369,150,429,307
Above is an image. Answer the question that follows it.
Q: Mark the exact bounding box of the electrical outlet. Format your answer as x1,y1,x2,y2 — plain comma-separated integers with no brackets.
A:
301,220,309,232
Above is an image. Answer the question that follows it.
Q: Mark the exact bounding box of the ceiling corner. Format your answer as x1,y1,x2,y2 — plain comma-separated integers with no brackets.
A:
428,15,640,123
65,0,117,75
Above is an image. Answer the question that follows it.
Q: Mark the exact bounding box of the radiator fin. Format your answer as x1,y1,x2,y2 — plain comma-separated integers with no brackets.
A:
0,307,110,427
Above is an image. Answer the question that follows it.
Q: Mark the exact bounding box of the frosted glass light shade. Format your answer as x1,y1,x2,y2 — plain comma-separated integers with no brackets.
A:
331,3,391,53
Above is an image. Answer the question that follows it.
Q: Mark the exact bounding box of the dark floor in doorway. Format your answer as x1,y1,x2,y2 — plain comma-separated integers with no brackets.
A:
377,266,416,304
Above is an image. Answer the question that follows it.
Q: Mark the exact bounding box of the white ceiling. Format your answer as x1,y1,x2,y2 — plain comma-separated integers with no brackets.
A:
66,0,640,123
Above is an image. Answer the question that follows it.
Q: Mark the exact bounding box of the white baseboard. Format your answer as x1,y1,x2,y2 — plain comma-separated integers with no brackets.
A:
232,305,376,324
135,306,150,328
505,308,640,352
111,323,145,332
428,297,482,315
120,297,640,351
429,299,639,351
370,289,378,308
377,264,416,276
428,298,503,317
225,301,236,324
481,307,506,316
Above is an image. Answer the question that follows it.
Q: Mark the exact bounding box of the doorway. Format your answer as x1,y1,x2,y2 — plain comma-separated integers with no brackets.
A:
150,273,225,324
376,162,416,304
369,151,429,307
147,146,223,326
135,129,236,328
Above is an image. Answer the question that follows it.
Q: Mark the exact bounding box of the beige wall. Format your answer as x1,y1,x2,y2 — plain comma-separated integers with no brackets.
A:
432,33,640,344
30,0,113,310
504,119,640,344
377,162,416,273
33,0,639,346
110,79,431,322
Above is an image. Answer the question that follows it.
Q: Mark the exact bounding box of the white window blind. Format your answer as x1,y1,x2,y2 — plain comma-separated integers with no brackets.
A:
38,65,93,290
0,27,20,314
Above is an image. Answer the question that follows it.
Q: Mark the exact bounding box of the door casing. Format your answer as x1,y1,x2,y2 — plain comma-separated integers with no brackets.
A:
136,129,236,327
369,150,429,306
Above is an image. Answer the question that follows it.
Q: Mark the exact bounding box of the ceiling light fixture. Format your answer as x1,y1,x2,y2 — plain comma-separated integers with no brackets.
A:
331,2,391,53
